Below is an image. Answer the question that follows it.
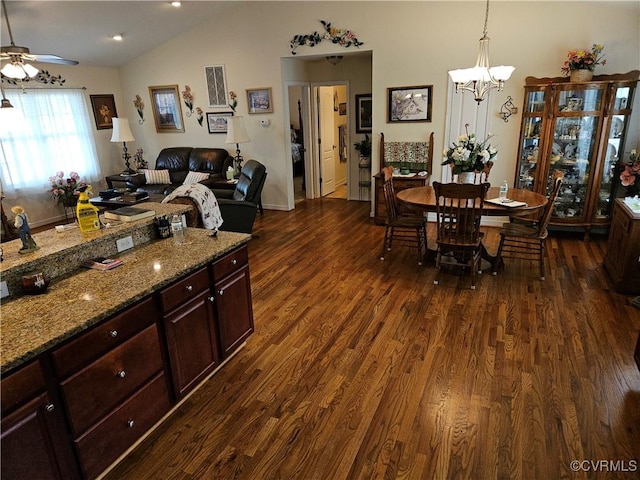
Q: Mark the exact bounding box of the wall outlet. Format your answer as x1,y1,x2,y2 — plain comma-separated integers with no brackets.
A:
0,280,10,299
116,236,134,252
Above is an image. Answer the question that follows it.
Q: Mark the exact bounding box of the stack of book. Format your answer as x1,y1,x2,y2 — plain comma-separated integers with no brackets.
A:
104,207,155,222
122,191,149,202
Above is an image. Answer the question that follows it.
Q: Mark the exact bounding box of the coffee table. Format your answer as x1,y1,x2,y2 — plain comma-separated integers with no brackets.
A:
89,195,153,208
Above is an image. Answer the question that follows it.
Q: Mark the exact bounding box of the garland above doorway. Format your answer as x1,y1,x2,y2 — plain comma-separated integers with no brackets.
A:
290,20,364,55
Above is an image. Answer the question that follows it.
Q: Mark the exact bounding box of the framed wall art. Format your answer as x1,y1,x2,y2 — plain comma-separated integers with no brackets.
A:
355,93,372,133
148,85,184,133
90,94,117,130
387,85,432,123
204,65,228,107
246,87,273,114
206,112,233,134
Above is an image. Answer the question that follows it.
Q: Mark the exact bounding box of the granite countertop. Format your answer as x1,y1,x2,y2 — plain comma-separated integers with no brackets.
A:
1,228,251,374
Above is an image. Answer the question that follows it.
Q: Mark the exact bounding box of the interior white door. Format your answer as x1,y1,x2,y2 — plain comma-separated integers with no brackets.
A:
319,86,336,196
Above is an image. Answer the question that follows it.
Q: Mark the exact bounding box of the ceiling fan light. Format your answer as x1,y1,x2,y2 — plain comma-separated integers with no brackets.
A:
1,62,26,79
22,62,39,78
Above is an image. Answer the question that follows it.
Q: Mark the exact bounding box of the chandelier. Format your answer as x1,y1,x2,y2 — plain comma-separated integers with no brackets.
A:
448,0,514,104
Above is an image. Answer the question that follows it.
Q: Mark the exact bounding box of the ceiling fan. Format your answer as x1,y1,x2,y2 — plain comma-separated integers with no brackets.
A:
1,0,78,80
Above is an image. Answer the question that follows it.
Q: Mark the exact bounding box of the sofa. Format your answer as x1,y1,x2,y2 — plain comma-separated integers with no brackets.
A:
128,147,234,195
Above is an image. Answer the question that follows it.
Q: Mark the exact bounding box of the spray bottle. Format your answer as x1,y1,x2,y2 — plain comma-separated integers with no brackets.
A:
76,185,101,232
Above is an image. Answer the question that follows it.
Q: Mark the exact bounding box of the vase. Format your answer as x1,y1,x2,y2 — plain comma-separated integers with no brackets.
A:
458,171,476,184
570,69,593,82
60,196,78,208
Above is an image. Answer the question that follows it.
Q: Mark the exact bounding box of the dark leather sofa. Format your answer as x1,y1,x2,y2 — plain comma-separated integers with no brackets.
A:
129,147,234,195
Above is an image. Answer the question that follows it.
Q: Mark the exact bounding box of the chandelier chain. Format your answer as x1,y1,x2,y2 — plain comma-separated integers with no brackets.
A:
483,0,490,37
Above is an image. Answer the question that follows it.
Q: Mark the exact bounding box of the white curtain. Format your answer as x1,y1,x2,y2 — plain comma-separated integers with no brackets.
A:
0,88,101,196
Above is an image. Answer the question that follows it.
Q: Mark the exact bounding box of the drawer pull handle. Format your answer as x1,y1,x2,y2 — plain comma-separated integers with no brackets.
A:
218,289,224,296
185,285,193,292
231,258,237,265
109,330,118,338
45,403,55,412
127,420,135,428
116,370,126,379
208,296,215,303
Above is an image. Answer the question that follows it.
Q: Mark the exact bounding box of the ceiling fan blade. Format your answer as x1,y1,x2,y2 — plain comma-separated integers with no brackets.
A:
30,54,79,66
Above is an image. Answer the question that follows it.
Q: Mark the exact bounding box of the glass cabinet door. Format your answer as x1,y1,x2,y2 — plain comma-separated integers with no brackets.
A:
549,87,603,221
596,85,634,219
516,90,545,190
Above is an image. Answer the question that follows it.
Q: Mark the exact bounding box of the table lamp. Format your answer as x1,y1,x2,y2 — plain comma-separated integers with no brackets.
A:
110,117,136,176
225,116,250,176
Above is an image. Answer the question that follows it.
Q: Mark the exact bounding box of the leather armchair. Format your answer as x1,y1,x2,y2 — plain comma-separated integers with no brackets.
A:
212,160,267,234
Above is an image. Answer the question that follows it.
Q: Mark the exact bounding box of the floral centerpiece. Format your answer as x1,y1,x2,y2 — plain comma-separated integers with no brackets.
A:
442,124,498,175
561,44,606,79
133,148,148,170
620,149,639,194
49,171,86,206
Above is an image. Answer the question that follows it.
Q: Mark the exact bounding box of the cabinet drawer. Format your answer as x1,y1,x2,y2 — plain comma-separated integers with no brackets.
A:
51,297,159,378
60,324,164,436
159,267,209,313
210,245,248,281
1,360,44,415
74,372,170,480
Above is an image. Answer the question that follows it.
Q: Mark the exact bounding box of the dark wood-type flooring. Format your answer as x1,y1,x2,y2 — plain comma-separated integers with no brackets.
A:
104,198,640,480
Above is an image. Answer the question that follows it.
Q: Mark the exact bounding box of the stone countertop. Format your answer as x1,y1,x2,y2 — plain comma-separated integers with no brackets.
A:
1,228,251,374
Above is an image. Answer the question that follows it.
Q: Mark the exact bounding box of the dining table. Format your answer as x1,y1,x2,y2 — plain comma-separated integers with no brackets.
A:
396,185,548,269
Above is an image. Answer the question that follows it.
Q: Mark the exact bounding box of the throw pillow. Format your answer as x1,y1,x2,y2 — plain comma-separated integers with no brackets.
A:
143,169,171,184
183,171,210,185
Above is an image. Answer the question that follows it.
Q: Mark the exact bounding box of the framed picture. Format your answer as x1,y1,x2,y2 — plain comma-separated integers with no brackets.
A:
355,93,372,133
339,102,347,116
90,94,117,130
204,65,227,108
148,85,184,133
246,87,273,114
387,85,432,123
206,112,233,134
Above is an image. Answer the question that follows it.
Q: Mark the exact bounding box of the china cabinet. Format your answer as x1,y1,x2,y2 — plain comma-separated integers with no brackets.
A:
515,71,639,236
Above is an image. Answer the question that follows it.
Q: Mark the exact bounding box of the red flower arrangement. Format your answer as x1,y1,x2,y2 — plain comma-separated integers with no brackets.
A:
620,149,639,191
561,44,606,76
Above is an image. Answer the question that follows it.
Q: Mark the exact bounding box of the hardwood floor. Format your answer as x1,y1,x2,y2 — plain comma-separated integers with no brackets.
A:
104,199,640,480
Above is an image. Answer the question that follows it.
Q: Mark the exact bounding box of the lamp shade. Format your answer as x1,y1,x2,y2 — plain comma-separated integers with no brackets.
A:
110,118,135,142
225,116,250,144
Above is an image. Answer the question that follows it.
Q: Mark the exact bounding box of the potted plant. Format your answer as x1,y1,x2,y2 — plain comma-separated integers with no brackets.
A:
561,44,606,82
354,134,371,167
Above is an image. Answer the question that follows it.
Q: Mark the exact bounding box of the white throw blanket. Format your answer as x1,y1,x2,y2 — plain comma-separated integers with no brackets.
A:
162,183,223,231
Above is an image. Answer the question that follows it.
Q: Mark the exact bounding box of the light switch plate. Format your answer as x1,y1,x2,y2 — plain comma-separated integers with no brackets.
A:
0,280,10,299
116,236,134,252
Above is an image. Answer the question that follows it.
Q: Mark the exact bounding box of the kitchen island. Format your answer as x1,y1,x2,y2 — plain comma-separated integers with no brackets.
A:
1,216,254,480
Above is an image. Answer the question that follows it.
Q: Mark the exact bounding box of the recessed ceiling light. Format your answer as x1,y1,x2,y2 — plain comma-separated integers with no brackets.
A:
170,1,181,7
112,34,123,41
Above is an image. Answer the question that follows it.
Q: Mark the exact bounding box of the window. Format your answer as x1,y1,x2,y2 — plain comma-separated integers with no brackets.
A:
0,88,101,196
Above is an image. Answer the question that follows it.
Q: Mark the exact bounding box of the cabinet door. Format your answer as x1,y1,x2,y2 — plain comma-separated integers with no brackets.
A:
516,88,547,191
1,393,77,480
163,290,219,398
548,86,604,223
595,84,636,221
213,266,254,358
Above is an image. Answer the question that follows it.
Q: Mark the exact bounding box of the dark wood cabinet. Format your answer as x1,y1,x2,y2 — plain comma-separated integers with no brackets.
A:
162,288,219,398
51,298,170,480
604,199,640,294
515,71,639,235
1,361,79,480
373,173,429,225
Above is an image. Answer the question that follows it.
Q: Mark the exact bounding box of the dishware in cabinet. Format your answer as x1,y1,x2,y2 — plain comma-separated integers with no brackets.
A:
514,71,639,235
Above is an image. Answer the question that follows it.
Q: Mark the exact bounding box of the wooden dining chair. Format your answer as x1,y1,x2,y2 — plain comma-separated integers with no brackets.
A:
432,181,490,289
492,170,564,280
379,166,428,265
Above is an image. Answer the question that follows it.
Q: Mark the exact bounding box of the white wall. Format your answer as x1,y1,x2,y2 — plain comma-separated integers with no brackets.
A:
6,1,639,226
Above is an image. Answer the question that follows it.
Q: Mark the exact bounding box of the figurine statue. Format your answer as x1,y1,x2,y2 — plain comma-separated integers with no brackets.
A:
11,206,39,254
